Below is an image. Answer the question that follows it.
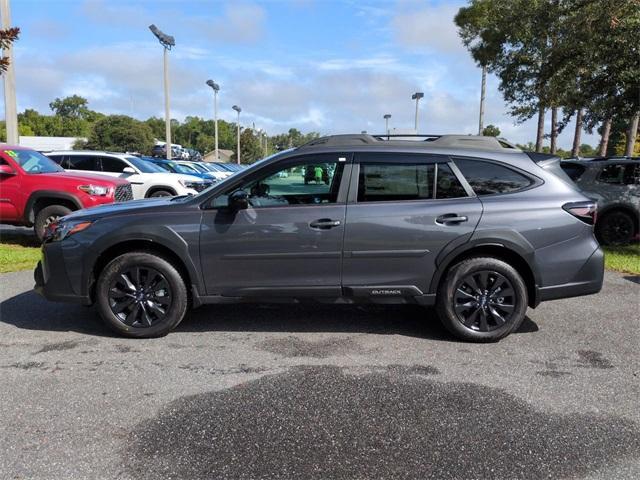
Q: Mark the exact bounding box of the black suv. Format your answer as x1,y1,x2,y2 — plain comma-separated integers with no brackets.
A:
35,134,604,342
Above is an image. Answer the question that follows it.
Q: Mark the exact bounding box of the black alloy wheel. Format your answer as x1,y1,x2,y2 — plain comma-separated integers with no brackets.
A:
598,211,635,245
453,270,516,332
108,266,172,328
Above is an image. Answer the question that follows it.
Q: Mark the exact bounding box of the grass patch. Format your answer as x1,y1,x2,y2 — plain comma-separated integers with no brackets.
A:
0,228,41,273
603,244,640,275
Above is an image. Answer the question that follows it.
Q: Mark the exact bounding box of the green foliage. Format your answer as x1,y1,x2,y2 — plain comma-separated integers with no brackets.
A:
482,124,500,137
455,0,640,146
85,115,155,154
0,27,19,74
237,128,264,164
270,128,320,150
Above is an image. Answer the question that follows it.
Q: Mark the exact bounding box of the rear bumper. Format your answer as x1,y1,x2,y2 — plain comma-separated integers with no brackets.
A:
536,246,604,303
33,243,92,305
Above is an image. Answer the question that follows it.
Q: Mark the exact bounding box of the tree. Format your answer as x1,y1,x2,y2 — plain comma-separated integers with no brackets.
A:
0,26,19,74
482,124,500,137
85,115,154,154
237,128,264,164
49,95,91,119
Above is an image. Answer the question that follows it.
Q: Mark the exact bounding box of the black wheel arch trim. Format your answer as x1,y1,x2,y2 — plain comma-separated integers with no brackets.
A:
24,190,82,224
429,234,541,307
82,226,205,303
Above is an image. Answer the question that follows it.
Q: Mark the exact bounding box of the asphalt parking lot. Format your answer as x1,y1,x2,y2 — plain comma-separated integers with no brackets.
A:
0,269,639,479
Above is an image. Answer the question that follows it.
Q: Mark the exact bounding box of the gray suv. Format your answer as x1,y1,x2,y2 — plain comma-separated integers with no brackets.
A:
34,134,604,342
561,157,639,245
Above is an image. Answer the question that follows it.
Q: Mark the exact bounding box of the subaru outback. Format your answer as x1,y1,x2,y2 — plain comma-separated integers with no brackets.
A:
34,134,604,342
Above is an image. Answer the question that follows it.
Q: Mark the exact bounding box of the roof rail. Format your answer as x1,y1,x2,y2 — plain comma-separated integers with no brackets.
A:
298,133,521,152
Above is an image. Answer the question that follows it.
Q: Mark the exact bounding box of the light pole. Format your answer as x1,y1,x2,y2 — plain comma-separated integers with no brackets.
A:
383,114,391,136
411,92,424,133
149,24,175,159
206,80,220,161
1,0,18,145
232,105,241,164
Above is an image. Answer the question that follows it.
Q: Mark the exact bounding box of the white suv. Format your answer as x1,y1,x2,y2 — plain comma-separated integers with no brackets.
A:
46,151,211,199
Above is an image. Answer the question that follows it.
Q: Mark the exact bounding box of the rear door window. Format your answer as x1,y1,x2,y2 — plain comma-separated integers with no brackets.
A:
101,157,128,173
358,163,434,202
598,164,626,184
66,155,99,171
454,158,533,195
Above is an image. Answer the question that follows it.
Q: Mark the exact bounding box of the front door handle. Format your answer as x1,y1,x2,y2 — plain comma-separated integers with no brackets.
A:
436,214,468,225
309,218,341,229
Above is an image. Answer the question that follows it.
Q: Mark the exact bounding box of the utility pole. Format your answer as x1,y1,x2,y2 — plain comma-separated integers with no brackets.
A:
206,80,220,161
232,105,241,164
411,92,424,133
149,24,175,159
1,0,18,145
478,65,486,135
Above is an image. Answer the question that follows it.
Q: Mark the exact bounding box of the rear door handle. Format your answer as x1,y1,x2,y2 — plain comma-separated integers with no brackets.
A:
436,214,468,225
309,218,341,229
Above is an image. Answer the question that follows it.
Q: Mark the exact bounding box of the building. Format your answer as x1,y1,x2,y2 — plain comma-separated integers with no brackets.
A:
18,136,86,151
203,149,234,163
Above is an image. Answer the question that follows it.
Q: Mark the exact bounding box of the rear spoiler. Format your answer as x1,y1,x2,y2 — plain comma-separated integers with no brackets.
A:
524,152,557,163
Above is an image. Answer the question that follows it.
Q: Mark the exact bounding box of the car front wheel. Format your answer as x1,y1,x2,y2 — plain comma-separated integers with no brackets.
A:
436,257,528,342
95,252,188,338
34,204,72,241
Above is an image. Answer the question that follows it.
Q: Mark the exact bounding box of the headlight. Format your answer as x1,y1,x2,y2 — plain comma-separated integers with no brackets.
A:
178,179,203,189
46,220,93,242
78,184,110,196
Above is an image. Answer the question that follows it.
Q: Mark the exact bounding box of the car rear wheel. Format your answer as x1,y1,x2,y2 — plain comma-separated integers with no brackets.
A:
96,252,188,338
34,204,72,241
596,211,635,245
436,257,528,342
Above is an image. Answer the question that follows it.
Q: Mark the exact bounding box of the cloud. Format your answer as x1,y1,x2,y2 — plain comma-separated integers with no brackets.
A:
205,2,267,45
391,2,465,54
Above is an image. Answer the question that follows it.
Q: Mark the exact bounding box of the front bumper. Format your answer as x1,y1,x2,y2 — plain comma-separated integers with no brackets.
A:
34,242,92,305
537,246,604,302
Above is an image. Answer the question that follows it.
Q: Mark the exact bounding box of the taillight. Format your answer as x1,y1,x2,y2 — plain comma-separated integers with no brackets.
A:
563,201,597,225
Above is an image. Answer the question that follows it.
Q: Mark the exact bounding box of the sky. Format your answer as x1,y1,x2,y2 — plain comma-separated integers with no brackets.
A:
2,0,598,148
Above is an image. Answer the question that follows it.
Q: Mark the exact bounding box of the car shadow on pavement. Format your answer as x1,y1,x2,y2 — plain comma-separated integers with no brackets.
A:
0,290,538,341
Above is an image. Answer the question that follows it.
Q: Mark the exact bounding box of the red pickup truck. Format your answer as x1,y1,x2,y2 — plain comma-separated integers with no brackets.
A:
0,145,133,240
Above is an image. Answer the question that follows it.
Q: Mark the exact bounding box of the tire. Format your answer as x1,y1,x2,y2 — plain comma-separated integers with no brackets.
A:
149,189,173,198
95,251,188,338
34,204,72,241
436,257,528,342
596,211,635,246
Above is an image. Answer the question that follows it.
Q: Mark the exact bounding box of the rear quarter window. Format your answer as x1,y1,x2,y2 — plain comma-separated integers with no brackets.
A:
453,158,533,195
560,162,586,181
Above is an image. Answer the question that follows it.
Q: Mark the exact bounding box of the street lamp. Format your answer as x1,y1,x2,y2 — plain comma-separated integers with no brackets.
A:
411,92,424,133
206,80,220,161
149,24,175,159
383,114,392,136
232,105,241,164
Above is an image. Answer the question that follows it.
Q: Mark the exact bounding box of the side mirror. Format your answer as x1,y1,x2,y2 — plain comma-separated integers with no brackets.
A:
0,164,16,176
122,167,136,174
228,189,249,211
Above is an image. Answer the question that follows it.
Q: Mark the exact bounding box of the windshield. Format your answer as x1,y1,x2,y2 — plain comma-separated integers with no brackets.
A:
171,162,200,174
4,149,64,174
184,162,208,173
126,156,167,173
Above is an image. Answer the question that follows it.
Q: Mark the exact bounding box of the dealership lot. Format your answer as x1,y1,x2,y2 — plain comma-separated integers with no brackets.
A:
0,269,638,479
